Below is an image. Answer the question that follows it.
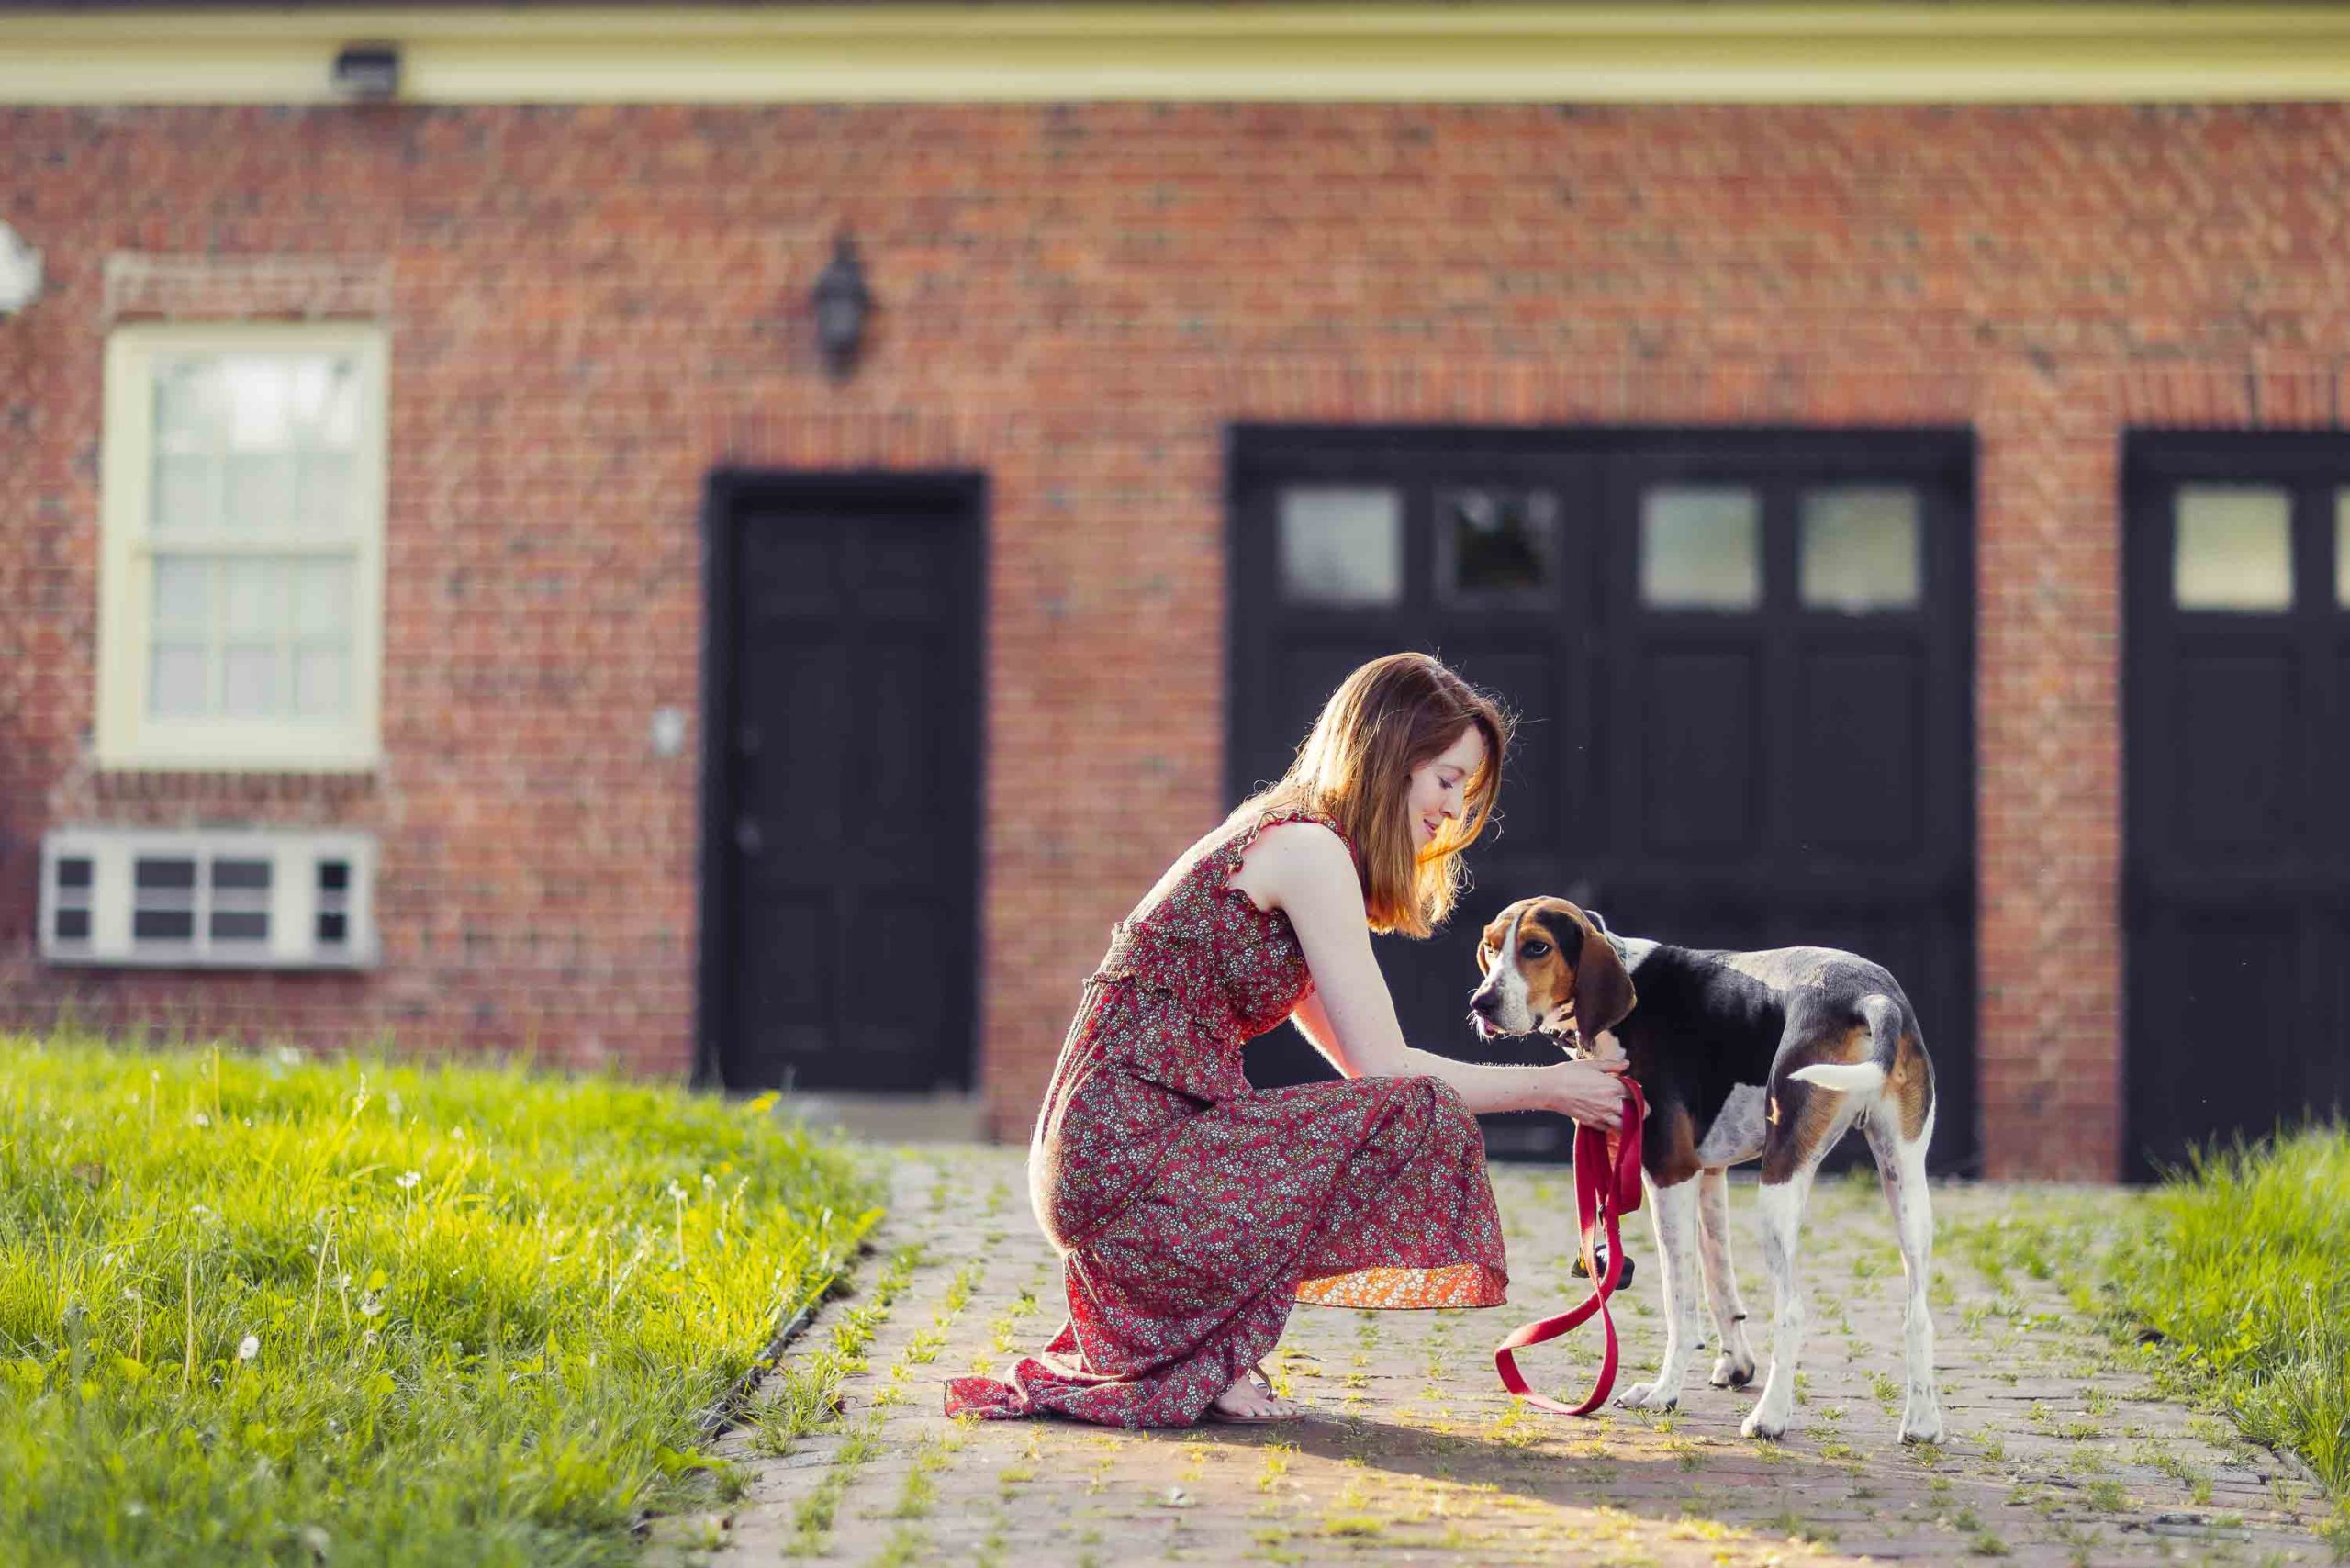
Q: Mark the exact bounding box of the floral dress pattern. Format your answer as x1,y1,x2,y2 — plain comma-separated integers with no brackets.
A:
944,807,1509,1429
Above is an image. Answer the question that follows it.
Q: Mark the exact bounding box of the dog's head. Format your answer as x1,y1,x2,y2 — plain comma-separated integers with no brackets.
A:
1467,897,1637,1050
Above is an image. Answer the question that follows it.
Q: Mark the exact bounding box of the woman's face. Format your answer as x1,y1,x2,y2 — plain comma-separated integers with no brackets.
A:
1407,723,1488,852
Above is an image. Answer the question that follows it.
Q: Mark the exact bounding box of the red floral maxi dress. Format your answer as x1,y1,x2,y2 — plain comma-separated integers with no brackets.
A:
945,806,1509,1428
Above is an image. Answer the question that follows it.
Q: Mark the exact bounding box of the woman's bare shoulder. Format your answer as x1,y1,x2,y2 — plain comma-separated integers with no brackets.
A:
1243,814,1353,865
1232,815,1360,913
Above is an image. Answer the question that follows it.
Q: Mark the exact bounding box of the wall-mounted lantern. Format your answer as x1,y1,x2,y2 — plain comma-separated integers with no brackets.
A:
811,235,872,383
0,221,43,318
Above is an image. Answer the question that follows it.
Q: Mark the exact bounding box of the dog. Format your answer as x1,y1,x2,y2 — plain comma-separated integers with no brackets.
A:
1468,896,1944,1444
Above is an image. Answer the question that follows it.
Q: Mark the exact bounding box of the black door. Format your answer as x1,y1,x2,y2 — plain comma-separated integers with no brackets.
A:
1229,428,1976,1172
2123,436,2350,1180
698,471,985,1093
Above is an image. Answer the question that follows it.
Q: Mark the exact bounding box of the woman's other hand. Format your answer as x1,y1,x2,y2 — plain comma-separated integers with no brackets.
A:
1549,1058,1629,1130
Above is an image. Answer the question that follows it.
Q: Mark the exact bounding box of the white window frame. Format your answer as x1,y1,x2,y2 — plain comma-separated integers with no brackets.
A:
98,321,388,772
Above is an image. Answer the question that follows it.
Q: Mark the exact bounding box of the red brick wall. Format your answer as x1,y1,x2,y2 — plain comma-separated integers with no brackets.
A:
5,102,2346,1177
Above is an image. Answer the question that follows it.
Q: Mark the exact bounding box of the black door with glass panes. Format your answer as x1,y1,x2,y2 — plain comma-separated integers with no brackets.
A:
1229,429,1976,1172
2123,437,2350,1180
697,472,985,1095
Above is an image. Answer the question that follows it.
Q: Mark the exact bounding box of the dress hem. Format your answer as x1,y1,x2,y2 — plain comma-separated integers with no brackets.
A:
1291,1261,1507,1311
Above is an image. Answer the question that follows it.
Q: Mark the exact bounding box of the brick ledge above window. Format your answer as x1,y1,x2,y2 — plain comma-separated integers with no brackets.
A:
103,252,393,325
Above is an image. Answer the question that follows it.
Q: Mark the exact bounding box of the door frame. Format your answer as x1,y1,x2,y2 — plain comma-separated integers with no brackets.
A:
2121,431,2347,1177
1225,424,1979,1171
693,467,989,1092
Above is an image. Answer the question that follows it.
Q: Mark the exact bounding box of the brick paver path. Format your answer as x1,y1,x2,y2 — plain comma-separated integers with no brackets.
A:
693,1148,2333,1566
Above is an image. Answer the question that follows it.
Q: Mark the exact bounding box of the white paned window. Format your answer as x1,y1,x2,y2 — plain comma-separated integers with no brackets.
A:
99,324,386,770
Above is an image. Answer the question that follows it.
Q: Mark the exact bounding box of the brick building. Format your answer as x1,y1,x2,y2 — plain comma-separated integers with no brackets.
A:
4,4,2346,1181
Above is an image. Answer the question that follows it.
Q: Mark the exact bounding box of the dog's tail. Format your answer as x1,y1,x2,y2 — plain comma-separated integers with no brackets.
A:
1787,993,1902,1094
1788,1060,1885,1092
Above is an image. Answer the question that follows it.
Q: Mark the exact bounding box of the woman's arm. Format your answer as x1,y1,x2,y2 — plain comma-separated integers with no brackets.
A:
1289,985,1626,1126
1244,822,1627,1128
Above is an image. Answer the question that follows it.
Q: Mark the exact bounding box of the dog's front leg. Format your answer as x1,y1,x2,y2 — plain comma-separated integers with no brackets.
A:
1740,1169,1814,1440
1696,1168,1757,1389
1616,1172,1701,1413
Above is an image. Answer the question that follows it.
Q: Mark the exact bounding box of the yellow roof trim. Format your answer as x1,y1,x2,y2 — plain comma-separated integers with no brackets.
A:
7,5,2350,106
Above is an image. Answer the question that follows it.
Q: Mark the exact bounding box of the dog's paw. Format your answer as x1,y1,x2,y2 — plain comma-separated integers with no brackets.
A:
1899,1406,1946,1446
1614,1383,1678,1413
1740,1406,1790,1441
1708,1352,1755,1389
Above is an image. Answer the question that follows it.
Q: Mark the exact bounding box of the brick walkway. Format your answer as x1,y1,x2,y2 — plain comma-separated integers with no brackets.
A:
692,1147,2333,1566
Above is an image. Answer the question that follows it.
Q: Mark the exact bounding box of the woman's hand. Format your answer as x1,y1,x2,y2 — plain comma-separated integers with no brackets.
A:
1548,1058,1630,1130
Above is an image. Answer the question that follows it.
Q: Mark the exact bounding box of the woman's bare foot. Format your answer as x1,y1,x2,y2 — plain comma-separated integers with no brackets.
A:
1208,1367,1302,1422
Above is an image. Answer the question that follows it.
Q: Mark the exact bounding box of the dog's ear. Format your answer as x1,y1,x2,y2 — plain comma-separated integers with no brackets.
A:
1564,906,1636,1035
1474,903,1517,976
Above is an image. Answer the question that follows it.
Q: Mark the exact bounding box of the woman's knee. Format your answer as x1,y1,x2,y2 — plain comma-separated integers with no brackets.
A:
1416,1074,1474,1123
1380,1075,1479,1147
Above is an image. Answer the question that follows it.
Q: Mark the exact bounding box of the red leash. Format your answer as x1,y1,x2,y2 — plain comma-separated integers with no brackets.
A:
1494,1076,1647,1416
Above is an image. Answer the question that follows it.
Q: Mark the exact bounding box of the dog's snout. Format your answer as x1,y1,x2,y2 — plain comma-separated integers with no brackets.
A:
1469,990,1501,1018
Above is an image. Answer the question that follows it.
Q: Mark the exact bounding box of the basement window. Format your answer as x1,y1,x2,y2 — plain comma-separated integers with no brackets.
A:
40,828,375,969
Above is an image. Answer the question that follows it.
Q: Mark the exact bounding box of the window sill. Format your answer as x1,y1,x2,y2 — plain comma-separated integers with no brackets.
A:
40,947,379,972
92,748,385,778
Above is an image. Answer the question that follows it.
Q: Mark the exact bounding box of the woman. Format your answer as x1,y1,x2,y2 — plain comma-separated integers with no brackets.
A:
946,653,1629,1427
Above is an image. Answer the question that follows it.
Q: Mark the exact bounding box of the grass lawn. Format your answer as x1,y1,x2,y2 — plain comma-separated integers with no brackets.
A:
2102,1123,2350,1549
0,1032,880,1566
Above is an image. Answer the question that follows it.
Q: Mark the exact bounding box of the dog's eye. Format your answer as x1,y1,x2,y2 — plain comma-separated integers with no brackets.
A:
1521,941,1550,958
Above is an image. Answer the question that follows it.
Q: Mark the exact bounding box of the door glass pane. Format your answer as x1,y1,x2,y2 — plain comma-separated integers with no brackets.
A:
1640,485,1760,610
1438,488,1558,605
1800,486,1920,611
2176,486,2291,610
1278,486,1401,606
2337,487,2350,608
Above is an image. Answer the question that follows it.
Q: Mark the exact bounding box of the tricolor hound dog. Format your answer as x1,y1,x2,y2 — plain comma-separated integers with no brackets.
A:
1468,896,1944,1444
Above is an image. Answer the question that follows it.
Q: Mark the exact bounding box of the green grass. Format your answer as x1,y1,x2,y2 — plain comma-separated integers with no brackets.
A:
0,1032,879,1566
748,1243,919,1457
2104,1123,2350,1546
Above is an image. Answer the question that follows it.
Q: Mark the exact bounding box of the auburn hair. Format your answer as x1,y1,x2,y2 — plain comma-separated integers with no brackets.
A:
1231,652,1514,938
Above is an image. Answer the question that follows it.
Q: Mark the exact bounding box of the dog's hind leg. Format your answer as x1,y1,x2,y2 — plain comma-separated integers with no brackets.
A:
1617,1172,1702,1412
1740,1160,1816,1441
1696,1168,1757,1388
1867,1103,1945,1444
